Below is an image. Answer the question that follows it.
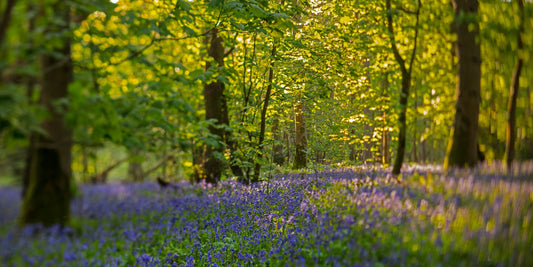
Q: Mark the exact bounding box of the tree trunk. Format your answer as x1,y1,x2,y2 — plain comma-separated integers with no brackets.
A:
293,92,307,169
363,107,373,164
202,28,227,184
272,116,285,165
505,0,524,171
128,160,143,182
251,44,276,183
445,0,481,169
392,73,411,174
387,0,421,175
412,87,419,162
19,0,72,227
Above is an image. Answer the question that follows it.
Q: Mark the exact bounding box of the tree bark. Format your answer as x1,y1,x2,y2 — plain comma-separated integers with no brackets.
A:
293,91,307,169
202,28,227,184
505,0,524,171
19,0,73,227
386,0,421,175
445,0,481,169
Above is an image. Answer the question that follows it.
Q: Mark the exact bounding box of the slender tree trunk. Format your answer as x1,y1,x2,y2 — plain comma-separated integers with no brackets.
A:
293,91,307,169
505,0,524,170
251,44,276,183
19,0,72,227
392,73,411,174
363,107,373,164
285,127,292,163
412,87,419,162
387,0,421,175
445,0,481,169
272,116,285,165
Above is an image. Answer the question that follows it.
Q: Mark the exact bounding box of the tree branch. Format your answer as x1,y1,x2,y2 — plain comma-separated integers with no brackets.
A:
407,0,422,76
386,0,406,73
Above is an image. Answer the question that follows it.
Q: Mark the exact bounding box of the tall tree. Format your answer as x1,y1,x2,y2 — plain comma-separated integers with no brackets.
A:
386,0,421,175
505,0,524,170
252,43,276,183
271,115,285,165
445,0,481,169
19,0,73,227
202,28,227,184
293,91,308,169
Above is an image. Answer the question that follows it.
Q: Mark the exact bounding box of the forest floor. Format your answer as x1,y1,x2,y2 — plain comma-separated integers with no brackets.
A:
1,163,533,266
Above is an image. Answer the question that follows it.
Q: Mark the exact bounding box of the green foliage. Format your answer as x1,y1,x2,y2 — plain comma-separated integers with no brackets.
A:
1,0,532,183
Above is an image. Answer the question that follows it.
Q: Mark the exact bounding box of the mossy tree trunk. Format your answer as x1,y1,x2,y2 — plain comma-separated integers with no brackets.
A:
19,0,73,227
445,0,481,169
505,0,524,171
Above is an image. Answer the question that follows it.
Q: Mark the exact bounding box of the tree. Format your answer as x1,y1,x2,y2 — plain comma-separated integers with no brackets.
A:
293,90,308,169
386,0,421,175
19,0,73,227
252,43,276,183
505,0,524,171
201,28,227,184
445,0,481,169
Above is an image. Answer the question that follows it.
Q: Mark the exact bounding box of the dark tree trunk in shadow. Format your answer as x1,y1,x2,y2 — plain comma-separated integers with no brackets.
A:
19,0,73,227
445,0,481,169
202,28,227,184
